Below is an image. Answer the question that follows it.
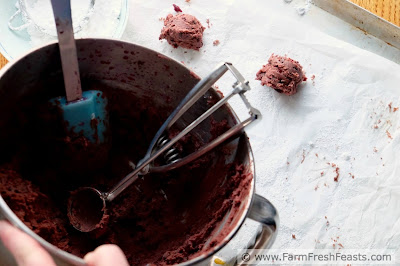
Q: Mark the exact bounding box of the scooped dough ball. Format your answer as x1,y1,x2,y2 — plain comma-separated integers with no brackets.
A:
256,54,306,95
159,14,206,51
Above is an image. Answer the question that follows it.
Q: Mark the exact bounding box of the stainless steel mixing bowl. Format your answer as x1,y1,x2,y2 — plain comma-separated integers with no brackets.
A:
0,39,278,266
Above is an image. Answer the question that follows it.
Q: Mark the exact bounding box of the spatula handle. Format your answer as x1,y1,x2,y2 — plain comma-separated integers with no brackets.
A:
51,0,82,102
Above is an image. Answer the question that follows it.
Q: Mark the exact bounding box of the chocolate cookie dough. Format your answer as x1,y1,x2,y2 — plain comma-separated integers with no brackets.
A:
256,54,305,96
159,14,205,50
0,166,69,249
0,81,252,265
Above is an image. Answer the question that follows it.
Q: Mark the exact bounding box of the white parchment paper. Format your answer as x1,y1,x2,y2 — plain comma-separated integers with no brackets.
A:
122,0,400,263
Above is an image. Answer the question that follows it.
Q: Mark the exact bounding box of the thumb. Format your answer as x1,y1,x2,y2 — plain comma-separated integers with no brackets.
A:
84,244,129,266
0,220,56,266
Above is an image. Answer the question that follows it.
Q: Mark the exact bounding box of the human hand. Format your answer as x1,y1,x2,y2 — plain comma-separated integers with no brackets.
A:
0,220,129,266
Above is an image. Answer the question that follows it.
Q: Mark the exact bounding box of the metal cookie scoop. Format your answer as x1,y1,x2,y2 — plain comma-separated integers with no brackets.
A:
67,62,262,232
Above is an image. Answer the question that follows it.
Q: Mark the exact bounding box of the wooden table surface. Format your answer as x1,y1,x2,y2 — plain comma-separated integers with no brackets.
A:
0,0,398,69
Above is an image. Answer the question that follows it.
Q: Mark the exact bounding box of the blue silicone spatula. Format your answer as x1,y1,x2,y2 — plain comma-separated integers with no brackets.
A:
49,0,108,143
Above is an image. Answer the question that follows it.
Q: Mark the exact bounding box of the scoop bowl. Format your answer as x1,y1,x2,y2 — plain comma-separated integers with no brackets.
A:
67,187,106,233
